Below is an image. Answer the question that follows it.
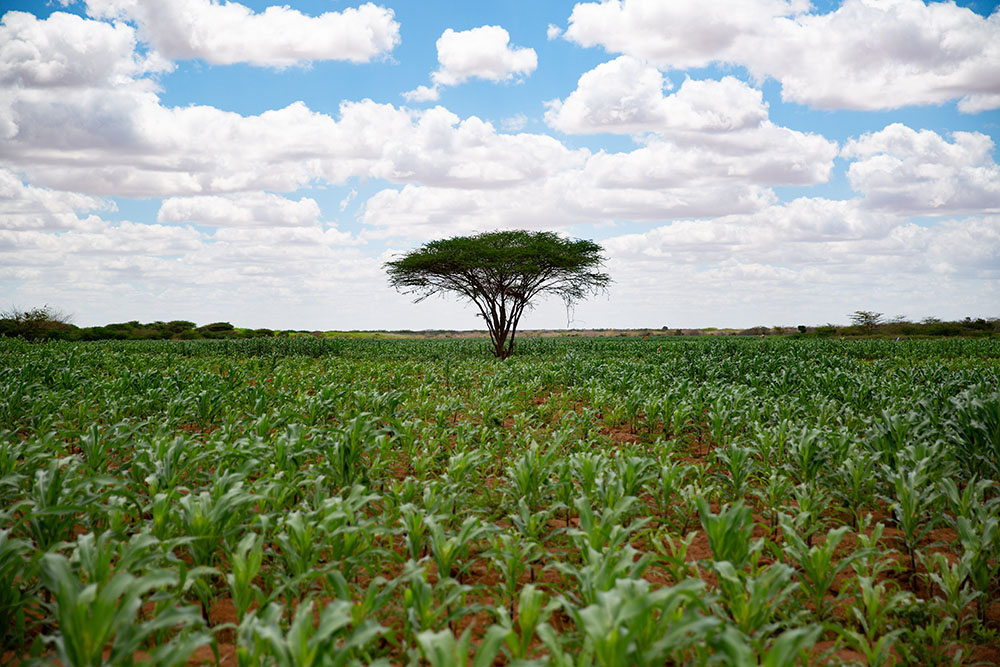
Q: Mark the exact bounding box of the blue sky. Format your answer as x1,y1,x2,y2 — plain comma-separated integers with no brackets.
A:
1,0,998,329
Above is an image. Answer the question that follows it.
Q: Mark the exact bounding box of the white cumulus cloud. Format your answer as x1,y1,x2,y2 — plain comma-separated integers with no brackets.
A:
0,168,111,231
404,25,537,101
564,0,807,69
158,193,323,228
843,123,1000,215
545,58,768,135
84,0,400,67
0,10,169,89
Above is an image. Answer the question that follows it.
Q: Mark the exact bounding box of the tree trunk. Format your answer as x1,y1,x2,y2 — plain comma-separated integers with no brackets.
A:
494,327,512,359
505,321,519,359
491,325,510,359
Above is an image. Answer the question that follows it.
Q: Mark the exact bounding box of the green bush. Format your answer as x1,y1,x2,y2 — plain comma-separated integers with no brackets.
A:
927,323,962,337
0,306,75,341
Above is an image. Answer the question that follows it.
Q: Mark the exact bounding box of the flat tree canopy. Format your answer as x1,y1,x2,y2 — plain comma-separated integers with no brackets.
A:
385,230,610,359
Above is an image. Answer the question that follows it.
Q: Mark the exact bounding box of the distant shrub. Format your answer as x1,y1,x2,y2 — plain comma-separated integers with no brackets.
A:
962,317,993,331
0,305,74,340
198,322,235,333
927,323,962,337
197,322,237,338
81,326,127,341
166,320,196,334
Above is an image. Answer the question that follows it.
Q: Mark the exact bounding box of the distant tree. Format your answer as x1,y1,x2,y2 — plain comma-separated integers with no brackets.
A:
166,320,196,334
197,322,235,337
0,305,74,340
385,230,610,359
849,310,884,334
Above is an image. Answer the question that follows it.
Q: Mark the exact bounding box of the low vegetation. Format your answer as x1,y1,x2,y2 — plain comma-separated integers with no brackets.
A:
1,336,998,665
2,306,995,343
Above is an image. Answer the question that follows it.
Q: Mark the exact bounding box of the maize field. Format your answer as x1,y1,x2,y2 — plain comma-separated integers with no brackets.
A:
1,335,999,665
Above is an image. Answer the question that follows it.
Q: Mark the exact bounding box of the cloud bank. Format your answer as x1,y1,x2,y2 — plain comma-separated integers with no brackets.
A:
84,0,401,67
564,0,1000,111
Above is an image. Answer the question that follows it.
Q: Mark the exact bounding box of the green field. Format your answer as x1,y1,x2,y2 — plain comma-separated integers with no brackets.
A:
2,336,999,665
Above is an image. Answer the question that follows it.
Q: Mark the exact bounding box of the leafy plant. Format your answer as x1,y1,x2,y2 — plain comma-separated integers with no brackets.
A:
697,499,759,569
226,532,265,622
562,578,717,667
0,529,35,651
240,599,385,667
780,521,862,621
40,552,208,666
416,624,508,667
712,560,799,641
493,584,554,661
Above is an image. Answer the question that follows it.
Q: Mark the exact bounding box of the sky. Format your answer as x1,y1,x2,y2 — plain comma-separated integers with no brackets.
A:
1,0,998,330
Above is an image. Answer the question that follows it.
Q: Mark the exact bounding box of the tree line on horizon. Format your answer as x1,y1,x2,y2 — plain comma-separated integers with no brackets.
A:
0,304,996,343
0,307,276,342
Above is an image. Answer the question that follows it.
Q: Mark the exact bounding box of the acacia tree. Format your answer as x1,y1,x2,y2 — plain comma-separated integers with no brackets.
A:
385,230,610,359
849,310,884,335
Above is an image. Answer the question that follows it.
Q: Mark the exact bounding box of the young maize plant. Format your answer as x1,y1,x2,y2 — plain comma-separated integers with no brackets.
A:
488,532,543,608
416,624,508,667
570,494,647,553
944,386,1000,480
40,552,208,666
426,515,493,582
238,599,386,667
0,529,35,652
696,499,760,569
401,565,474,643
834,449,880,530
711,625,822,667
506,442,558,510
882,451,942,581
561,578,717,667
710,560,799,644
274,511,327,601
780,520,864,622
491,584,555,661
21,457,96,553
559,539,654,605
175,476,253,568
226,532,265,623
955,512,1000,626
838,574,913,664
713,444,758,504
753,469,792,534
